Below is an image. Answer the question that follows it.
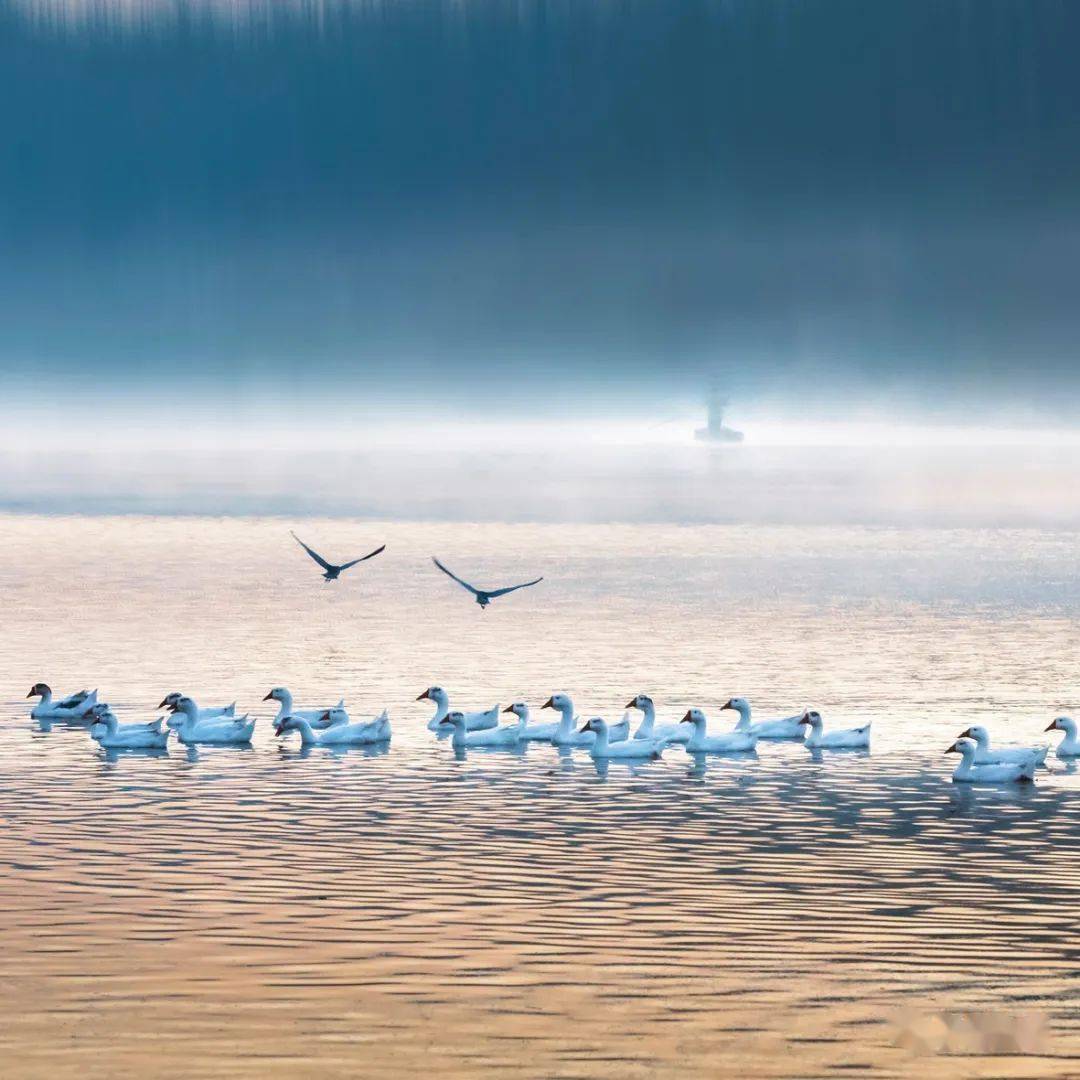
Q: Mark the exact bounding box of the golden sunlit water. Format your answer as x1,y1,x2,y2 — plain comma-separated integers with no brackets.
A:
1,515,1078,1077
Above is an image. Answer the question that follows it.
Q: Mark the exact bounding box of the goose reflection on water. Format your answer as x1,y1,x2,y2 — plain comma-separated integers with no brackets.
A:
98,745,171,766
277,741,392,762
589,755,665,780
181,743,256,764
684,749,759,781
451,740,530,763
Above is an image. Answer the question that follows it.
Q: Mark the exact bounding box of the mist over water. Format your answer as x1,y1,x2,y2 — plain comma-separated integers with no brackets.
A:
6,413,1080,526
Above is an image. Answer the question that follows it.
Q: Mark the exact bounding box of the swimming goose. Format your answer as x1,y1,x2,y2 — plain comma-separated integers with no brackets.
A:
88,703,166,734
679,709,758,753
540,694,629,746
799,710,870,749
1045,717,1080,758
503,702,560,741
958,726,1048,766
419,686,499,731
169,697,255,744
627,694,691,743
27,684,100,719
275,710,391,746
439,710,525,748
579,717,670,759
721,697,805,739
263,687,348,728
89,710,169,749
291,530,386,581
159,693,237,729
431,557,543,609
946,738,1036,783
347,708,392,742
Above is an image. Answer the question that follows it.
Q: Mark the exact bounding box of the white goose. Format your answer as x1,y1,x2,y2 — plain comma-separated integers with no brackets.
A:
540,694,629,747
264,687,348,729
679,709,758,753
28,683,100,719
275,710,391,746
89,709,169,750
503,702,560,741
439,710,524,749
1045,717,1080,758
958,726,1048,766
627,694,691,744
799,710,870,749
946,738,1036,783
722,697,805,740
159,692,236,725
419,686,499,732
579,717,669,759
170,696,255,744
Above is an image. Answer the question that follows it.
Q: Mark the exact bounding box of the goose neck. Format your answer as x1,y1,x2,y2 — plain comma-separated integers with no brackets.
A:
636,701,656,734
429,692,450,724
290,717,318,745
554,700,576,734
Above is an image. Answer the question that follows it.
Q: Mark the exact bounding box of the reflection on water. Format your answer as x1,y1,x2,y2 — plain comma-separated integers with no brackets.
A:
0,515,1078,1077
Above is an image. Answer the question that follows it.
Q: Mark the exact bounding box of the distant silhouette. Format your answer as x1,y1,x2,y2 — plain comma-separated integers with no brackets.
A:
431,557,542,609
694,388,744,443
291,531,385,581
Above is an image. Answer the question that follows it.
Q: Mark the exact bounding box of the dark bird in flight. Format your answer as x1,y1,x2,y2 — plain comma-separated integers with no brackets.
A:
291,531,386,581
431,556,543,609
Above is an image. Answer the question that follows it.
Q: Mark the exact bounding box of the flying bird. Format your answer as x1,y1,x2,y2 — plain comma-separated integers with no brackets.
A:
431,556,543,609
291,530,386,581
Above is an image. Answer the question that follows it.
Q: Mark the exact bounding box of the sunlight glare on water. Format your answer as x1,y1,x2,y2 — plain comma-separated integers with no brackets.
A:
0,515,1078,1077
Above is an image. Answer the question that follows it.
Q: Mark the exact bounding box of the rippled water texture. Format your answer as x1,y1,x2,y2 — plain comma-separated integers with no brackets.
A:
1,516,1078,1077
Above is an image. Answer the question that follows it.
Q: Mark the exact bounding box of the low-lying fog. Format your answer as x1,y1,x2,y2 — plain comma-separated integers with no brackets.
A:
6,400,1080,526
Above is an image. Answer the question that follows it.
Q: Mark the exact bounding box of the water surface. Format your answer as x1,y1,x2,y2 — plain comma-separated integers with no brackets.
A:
1,515,1077,1077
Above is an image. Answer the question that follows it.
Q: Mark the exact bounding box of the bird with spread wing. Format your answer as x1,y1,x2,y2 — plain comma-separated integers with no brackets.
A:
431,556,543,609
291,531,386,581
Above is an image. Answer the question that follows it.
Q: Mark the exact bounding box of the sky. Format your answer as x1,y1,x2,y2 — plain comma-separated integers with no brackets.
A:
3,0,1080,418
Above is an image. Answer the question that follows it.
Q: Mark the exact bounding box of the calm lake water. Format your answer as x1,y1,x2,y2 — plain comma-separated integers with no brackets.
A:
1,514,1078,1077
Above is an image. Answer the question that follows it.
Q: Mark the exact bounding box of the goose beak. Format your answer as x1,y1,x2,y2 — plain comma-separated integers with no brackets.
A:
578,721,591,733
26,689,34,698
157,698,170,708
680,711,693,723
625,698,637,709
720,700,733,711
262,692,274,701
541,697,554,710
1045,720,1059,732
416,691,431,702
501,705,515,714
274,724,284,737
960,727,973,738
944,743,959,754
798,716,811,726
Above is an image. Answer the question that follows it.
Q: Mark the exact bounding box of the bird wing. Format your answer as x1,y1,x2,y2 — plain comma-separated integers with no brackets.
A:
485,576,544,599
291,531,334,572
338,545,387,571
431,557,482,596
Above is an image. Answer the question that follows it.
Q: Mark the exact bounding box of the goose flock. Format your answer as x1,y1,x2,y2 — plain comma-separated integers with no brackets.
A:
26,683,1079,781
